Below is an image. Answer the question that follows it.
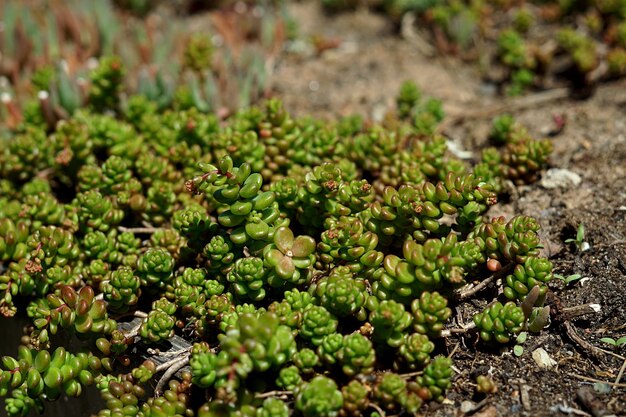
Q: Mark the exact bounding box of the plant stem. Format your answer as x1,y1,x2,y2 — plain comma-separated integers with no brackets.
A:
156,352,191,373
456,262,515,300
563,321,624,360
399,370,423,379
570,373,626,388
615,357,626,386
254,390,292,399
123,319,143,340
440,88,569,130
441,322,477,337
562,303,601,319
369,402,386,417
118,226,164,234
149,346,192,359
155,356,189,396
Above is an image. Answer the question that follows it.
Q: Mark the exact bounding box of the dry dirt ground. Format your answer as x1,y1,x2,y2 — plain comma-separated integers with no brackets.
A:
272,3,626,416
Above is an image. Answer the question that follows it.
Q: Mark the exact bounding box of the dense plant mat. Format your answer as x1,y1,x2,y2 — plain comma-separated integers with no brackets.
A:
0,40,561,415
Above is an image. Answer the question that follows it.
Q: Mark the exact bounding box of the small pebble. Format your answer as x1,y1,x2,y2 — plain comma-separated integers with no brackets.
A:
461,400,475,413
540,168,582,189
446,140,474,160
532,347,557,369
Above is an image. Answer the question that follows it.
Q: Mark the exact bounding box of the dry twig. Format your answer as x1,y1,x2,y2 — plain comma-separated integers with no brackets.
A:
615,357,626,386
155,355,189,396
456,262,515,300
570,373,626,388
118,226,165,234
254,390,292,399
442,322,477,337
440,88,570,131
562,303,602,320
563,321,624,361
369,402,386,417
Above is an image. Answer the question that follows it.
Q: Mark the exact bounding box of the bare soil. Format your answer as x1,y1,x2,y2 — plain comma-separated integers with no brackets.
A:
271,3,626,416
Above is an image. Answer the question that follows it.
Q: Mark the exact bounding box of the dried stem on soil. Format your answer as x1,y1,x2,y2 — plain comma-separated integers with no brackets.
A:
400,13,435,57
615,358,626,386
563,321,624,361
254,390,292,399
440,88,570,131
155,350,192,373
154,355,189,396
369,402,386,417
118,226,165,234
111,309,148,321
570,373,626,388
456,262,515,300
442,322,477,337
562,303,602,320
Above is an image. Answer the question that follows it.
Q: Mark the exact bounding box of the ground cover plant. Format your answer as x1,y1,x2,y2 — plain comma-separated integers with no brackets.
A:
0,44,559,415
1,1,626,416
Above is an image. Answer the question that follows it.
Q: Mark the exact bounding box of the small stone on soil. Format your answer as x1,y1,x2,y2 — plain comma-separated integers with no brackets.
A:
460,400,475,413
532,347,557,369
540,168,582,189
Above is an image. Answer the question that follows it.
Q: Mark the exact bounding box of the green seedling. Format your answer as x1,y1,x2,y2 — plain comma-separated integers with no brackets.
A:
554,273,585,286
513,332,527,356
565,223,590,252
599,337,626,348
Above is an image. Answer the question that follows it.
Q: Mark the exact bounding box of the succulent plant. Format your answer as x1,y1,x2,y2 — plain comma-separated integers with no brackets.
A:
257,397,290,417
476,374,498,394
470,215,542,264
293,348,320,375
300,306,339,346
473,301,525,343
369,299,413,348
411,291,452,337
317,216,383,276
276,365,302,390
227,257,267,301
30,286,117,344
313,267,368,320
0,27,559,414
415,356,453,401
100,266,141,312
0,344,104,412
88,56,125,113
398,333,435,369
139,309,176,343
503,257,553,301
295,375,343,417
372,372,407,411
338,333,376,376
340,379,369,416
263,226,316,287
372,233,483,302
191,343,218,388
396,80,422,120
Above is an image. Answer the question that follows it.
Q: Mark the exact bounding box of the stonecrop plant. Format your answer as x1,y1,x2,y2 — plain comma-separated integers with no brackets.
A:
0,56,555,417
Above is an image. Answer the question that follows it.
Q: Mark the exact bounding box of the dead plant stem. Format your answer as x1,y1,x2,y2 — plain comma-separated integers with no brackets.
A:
570,373,626,388
457,262,515,300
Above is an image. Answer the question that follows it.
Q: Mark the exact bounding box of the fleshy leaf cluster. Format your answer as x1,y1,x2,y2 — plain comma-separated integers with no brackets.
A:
0,69,556,417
